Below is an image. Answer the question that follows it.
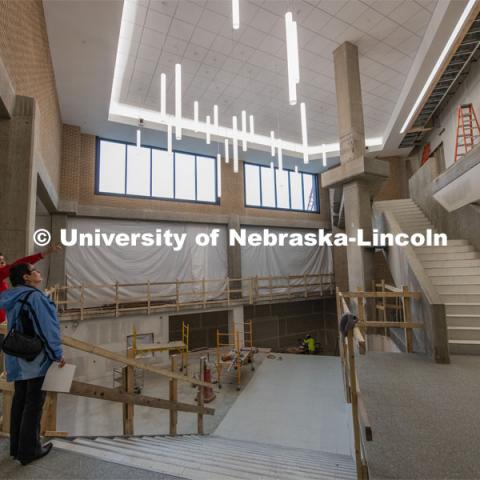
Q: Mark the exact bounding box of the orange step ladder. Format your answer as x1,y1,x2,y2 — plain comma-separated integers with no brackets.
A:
454,103,480,162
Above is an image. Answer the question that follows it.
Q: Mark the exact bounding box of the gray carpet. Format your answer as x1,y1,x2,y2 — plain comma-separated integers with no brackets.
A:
358,353,480,480
0,437,186,480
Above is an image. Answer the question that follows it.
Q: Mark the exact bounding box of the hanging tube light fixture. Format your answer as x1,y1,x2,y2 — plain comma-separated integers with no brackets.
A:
232,0,240,30
224,138,230,164
167,124,172,153
241,110,247,151
194,101,199,132
300,102,309,164
160,73,166,118
213,104,219,128
322,144,327,167
285,12,299,106
232,115,239,173
217,153,222,197
175,63,182,140
249,114,255,136
270,130,275,157
206,115,211,144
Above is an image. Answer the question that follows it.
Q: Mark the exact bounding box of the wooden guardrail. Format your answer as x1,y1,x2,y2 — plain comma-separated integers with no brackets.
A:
336,284,424,480
0,324,214,438
46,273,335,321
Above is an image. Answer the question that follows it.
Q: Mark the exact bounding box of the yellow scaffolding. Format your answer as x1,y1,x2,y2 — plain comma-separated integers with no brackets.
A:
131,321,190,373
215,320,255,391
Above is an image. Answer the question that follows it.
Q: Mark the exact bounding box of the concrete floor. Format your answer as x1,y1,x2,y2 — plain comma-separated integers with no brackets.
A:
215,354,354,457
358,352,480,479
57,350,265,436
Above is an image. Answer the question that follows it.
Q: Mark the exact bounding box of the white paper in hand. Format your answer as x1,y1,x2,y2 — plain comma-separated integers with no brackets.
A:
42,363,76,393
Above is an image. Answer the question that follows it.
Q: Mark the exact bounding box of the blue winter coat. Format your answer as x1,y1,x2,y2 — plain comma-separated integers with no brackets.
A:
0,285,63,382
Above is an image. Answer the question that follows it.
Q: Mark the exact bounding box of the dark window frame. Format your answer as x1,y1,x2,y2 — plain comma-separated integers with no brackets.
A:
95,137,219,205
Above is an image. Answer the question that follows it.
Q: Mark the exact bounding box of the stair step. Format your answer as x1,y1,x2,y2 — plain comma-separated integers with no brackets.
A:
418,252,480,261
448,339,480,355
416,246,474,254
431,276,480,285
426,267,480,276
424,259,480,269
448,326,480,341
445,303,480,315
438,285,480,294
447,314,480,328
442,294,480,303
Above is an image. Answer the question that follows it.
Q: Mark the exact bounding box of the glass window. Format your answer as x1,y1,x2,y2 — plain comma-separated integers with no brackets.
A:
290,171,303,210
276,169,290,209
245,164,261,206
303,174,317,211
175,153,196,201
197,156,216,202
97,138,217,204
260,166,275,208
126,145,150,196
243,162,319,212
98,140,126,194
152,150,174,198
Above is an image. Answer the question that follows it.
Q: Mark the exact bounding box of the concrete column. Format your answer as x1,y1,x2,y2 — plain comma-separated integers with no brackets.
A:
228,306,244,348
322,43,388,303
227,215,242,299
0,96,38,260
49,213,68,286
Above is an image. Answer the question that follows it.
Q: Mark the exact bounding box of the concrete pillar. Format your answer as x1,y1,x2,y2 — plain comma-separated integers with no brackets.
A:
228,306,244,348
227,215,242,299
49,213,68,286
0,96,38,260
321,42,389,305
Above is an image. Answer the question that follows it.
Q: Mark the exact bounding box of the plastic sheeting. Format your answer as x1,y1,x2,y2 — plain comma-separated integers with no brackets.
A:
241,227,333,294
65,217,228,307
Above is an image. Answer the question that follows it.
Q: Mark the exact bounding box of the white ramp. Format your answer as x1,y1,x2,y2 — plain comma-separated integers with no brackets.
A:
215,354,354,457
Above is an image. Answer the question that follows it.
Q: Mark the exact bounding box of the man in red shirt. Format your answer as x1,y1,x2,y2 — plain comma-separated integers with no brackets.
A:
0,244,62,323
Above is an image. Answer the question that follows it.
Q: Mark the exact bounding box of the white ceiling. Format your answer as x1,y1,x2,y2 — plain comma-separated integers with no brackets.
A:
117,0,437,146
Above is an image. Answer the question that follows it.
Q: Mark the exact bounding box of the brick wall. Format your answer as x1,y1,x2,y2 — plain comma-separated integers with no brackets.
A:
66,132,331,225
0,0,63,193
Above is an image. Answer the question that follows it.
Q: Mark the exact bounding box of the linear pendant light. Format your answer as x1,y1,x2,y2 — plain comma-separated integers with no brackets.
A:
206,115,211,144
300,102,309,164
278,143,283,171
232,0,240,30
285,12,299,106
322,144,327,167
175,63,182,140
213,104,219,128
160,73,166,117
249,114,255,135
217,153,222,197
136,128,141,149
270,161,274,171
270,130,275,156
194,101,199,132
232,115,239,173
241,110,247,151
224,138,230,164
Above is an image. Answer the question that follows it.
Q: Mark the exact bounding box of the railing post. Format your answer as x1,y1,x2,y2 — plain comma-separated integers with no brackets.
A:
115,282,119,318
197,356,205,435
40,392,57,435
357,288,366,340
169,355,178,436
123,349,135,435
147,280,151,315
176,279,180,312
402,285,413,353
80,284,85,321
348,329,363,479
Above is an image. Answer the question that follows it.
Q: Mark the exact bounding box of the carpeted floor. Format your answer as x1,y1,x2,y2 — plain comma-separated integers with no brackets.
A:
358,352,480,480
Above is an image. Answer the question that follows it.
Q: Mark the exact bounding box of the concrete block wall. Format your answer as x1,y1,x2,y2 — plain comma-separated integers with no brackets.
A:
244,298,338,355
0,0,63,194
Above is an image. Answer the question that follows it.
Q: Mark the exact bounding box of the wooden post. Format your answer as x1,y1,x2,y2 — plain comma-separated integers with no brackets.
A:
115,282,119,318
80,284,85,322
169,355,178,436
40,392,57,435
147,280,151,315
197,356,205,435
176,279,180,312
348,329,363,479
357,288,365,340
403,286,413,353
123,349,135,435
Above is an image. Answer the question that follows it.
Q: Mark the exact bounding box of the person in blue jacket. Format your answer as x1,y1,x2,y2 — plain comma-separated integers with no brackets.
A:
0,263,64,465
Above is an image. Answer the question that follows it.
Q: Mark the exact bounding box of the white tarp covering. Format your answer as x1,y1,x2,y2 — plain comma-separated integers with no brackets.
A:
241,227,333,296
65,217,228,307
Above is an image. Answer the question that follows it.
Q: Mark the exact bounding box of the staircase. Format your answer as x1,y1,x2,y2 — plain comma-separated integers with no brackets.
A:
375,198,480,354
51,434,357,480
